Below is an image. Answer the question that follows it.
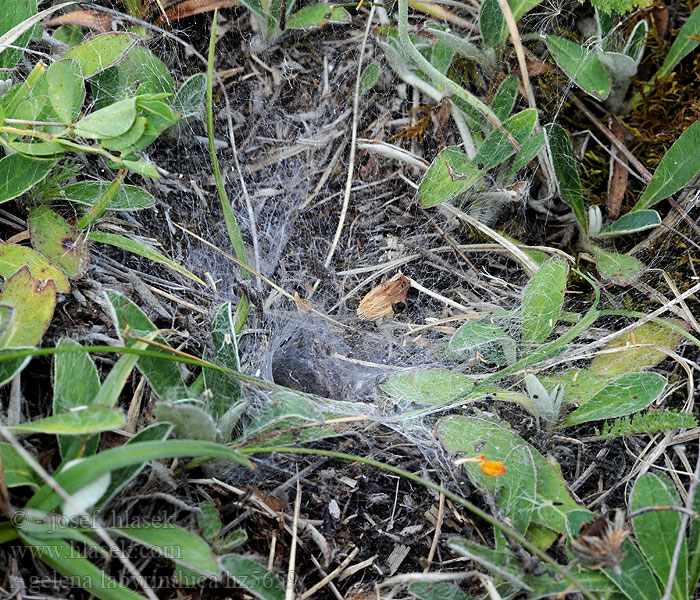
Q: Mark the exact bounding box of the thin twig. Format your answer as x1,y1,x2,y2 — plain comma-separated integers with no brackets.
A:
285,470,302,600
424,490,445,572
323,3,377,271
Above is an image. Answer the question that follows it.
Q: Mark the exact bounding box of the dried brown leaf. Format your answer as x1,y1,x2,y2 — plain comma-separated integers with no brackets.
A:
357,273,409,321
607,117,628,219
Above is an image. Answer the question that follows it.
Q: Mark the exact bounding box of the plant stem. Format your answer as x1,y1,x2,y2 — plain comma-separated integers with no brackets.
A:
396,0,520,150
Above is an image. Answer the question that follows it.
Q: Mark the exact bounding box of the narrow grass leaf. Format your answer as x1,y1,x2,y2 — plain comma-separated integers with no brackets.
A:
28,439,252,512
19,533,147,600
563,372,666,426
521,258,568,343
90,231,203,284
6,405,122,435
657,3,700,79
111,523,219,576
631,473,687,600
546,124,586,230
96,423,173,510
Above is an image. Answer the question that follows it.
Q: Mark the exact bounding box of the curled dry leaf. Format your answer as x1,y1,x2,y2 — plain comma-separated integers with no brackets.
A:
294,292,313,314
154,0,241,25
44,11,115,32
357,273,410,321
570,511,628,571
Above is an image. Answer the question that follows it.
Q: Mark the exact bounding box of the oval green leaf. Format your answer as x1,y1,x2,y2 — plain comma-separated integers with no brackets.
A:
29,206,90,279
546,123,586,230
74,96,137,139
546,35,611,100
634,120,700,211
597,209,661,237
562,372,666,426
380,369,474,407
45,59,85,124
47,181,155,211
474,109,538,170
286,4,351,29
0,244,70,293
593,247,645,285
63,32,135,77
0,153,55,203
521,258,568,343
419,147,480,207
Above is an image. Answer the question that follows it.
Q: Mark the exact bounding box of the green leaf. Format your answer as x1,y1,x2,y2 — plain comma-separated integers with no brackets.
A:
111,523,219,576
634,120,700,211
214,529,248,553
491,76,519,121
64,33,135,77
104,290,188,399
603,538,662,600
590,319,688,376
53,338,101,457
409,582,472,600
171,73,206,117
592,247,645,285
0,0,38,70
379,369,474,407
0,266,55,348
1,442,41,489
657,3,700,80
0,153,55,204
474,109,537,170
99,115,147,153
7,141,64,159
430,40,455,75
109,157,159,178
419,147,480,207
448,319,517,365
198,501,222,541
96,423,173,510
154,402,218,441
220,555,285,600
562,372,666,426
7,405,122,435
19,533,147,600
45,59,84,124
358,62,381,97
480,0,505,48
521,258,568,343
74,97,137,139
28,439,251,512
438,415,583,532
631,473,687,600
545,35,611,100
46,181,155,211
89,231,203,284
0,244,70,293
285,4,351,29
204,302,243,423
541,368,607,405
510,130,546,175
546,124,586,230
28,206,89,279
597,209,661,237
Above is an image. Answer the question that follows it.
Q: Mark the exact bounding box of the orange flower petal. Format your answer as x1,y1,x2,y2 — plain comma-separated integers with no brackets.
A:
478,459,506,477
